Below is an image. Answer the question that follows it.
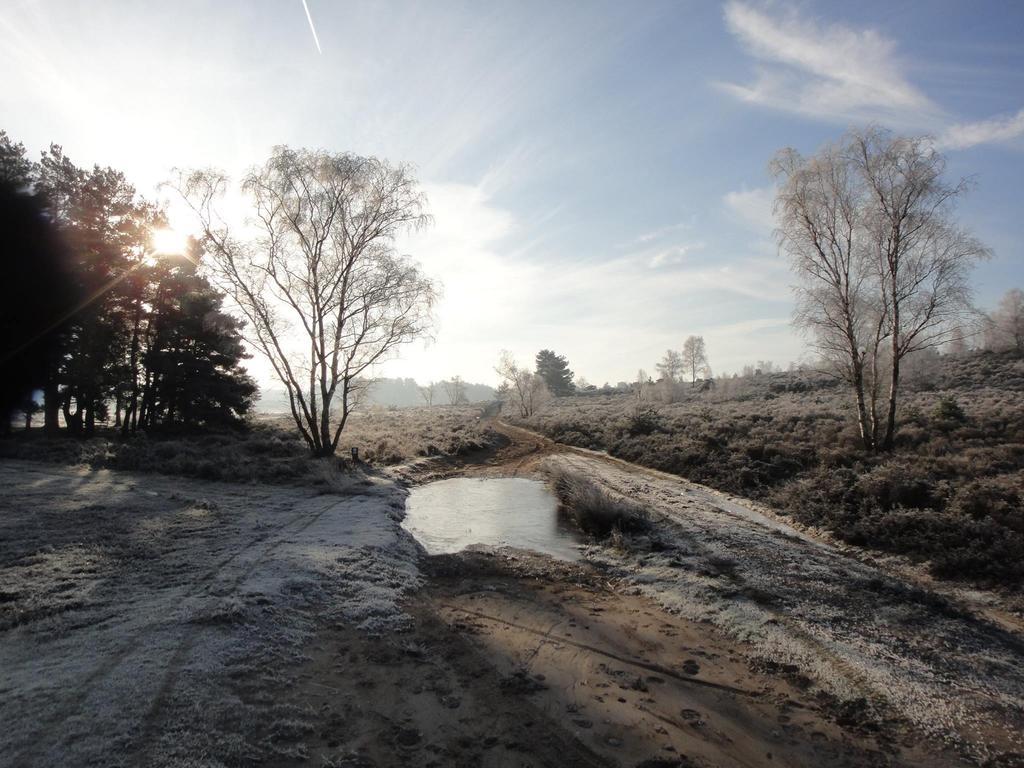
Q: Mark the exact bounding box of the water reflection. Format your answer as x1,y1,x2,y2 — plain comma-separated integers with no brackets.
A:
402,477,584,561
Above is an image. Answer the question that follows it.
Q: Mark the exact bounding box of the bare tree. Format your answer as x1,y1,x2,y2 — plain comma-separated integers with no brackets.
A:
773,127,987,451
418,381,437,407
653,351,681,404
174,147,436,456
772,141,882,449
681,336,708,384
656,349,683,381
987,288,1024,353
852,128,988,449
634,368,651,404
442,376,468,405
496,351,548,418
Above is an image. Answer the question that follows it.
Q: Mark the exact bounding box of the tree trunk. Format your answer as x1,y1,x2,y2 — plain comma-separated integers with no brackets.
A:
882,279,902,451
64,397,82,435
84,399,96,435
44,377,61,435
122,297,142,435
850,358,874,452
882,353,900,451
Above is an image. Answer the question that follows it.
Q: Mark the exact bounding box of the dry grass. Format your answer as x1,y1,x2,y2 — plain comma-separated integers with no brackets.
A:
546,463,650,538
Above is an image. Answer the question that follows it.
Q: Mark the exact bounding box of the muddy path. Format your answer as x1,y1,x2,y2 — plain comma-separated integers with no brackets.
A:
283,551,968,768
378,420,1024,767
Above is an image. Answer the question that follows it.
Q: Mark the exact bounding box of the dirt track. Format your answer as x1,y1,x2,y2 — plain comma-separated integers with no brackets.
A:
1,422,1022,767
398,421,1024,766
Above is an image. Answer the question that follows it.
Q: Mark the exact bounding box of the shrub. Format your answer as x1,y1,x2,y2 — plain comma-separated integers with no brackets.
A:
624,405,663,436
932,396,966,425
548,466,650,538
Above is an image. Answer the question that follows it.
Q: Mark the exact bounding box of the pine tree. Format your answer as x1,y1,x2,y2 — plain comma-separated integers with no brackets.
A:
137,253,257,428
535,349,575,396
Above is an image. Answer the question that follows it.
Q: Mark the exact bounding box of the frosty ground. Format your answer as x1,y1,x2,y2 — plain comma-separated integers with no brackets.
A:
1,421,1022,767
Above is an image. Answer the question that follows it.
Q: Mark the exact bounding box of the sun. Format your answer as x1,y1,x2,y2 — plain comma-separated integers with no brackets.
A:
151,227,189,255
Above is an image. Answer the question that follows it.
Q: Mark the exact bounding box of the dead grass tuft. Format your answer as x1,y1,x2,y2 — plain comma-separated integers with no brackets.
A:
547,465,650,538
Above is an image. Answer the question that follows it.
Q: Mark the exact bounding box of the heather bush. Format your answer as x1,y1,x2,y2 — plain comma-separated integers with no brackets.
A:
520,350,1024,587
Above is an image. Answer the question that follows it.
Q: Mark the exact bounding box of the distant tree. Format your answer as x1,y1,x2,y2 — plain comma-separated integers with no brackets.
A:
418,381,437,407
656,349,683,382
496,351,548,417
634,368,651,404
442,376,468,405
681,336,708,384
177,147,437,456
946,331,969,356
535,349,574,396
988,289,1024,354
772,127,987,451
21,396,40,431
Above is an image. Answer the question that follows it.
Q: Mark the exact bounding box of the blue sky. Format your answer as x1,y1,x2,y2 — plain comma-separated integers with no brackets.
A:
2,0,1022,386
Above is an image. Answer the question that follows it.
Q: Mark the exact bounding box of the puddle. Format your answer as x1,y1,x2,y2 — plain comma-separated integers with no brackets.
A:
402,478,584,561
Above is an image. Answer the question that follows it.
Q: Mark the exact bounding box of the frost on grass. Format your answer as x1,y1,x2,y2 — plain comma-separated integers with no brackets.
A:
544,453,1024,764
0,461,422,767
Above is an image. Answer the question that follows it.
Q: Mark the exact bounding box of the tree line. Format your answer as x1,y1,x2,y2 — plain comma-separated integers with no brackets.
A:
0,131,256,436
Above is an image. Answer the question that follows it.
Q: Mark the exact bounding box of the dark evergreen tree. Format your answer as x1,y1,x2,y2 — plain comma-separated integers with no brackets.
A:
0,175,76,435
137,251,257,428
2,130,258,435
535,349,575,396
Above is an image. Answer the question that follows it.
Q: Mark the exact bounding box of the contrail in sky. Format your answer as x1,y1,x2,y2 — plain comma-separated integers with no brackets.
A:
301,0,322,54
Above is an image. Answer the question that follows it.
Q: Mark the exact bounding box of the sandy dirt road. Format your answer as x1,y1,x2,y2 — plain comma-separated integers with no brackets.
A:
1,420,1022,767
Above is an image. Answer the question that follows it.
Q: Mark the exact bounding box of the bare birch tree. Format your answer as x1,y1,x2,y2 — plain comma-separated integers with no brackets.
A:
774,127,988,451
496,351,548,418
634,368,651,405
174,147,436,456
987,289,1024,353
681,335,708,384
852,128,989,448
442,376,468,405
656,349,683,381
418,381,438,407
772,141,882,449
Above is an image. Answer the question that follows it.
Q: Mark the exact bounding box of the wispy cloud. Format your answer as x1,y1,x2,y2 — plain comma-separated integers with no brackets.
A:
648,242,704,268
938,108,1024,150
718,2,1024,152
718,1,936,124
627,220,693,246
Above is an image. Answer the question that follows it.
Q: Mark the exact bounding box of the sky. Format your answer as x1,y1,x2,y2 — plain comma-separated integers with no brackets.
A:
2,0,1023,388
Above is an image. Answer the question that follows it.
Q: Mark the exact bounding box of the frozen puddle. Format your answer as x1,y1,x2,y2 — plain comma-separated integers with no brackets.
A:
402,477,585,561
